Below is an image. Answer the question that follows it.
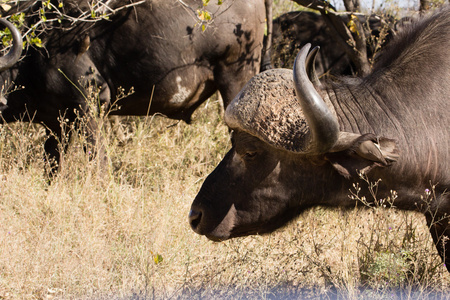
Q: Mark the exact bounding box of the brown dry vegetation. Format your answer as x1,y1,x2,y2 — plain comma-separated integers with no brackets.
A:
0,97,449,299
0,1,449,299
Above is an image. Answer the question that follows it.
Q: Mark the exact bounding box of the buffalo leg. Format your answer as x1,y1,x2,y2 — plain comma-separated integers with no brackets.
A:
43,129,65,179
426,211,450,272
83,115,108,174
43,115,108,179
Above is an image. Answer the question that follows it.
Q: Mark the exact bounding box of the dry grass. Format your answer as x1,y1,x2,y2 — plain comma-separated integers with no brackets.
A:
0,97,448,299
0,2,449,298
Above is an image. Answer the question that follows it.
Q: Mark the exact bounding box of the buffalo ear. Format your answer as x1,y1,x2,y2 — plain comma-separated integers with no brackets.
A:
325,133,399,179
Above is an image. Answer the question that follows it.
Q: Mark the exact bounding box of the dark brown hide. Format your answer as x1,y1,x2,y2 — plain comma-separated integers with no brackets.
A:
270,11,394,77
0,0,269,172
190,6,450,272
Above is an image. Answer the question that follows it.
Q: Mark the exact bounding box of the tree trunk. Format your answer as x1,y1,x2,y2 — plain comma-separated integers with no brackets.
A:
419,0,431,12
343,0,361,12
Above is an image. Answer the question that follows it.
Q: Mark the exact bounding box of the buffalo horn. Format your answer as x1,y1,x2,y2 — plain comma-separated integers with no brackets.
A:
0,18,22,72
293,44,339,154
305,46,322,88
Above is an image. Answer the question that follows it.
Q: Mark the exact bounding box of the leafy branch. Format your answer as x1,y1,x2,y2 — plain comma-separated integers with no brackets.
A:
291,0,372,75
0,0,146,51
178,0,226,31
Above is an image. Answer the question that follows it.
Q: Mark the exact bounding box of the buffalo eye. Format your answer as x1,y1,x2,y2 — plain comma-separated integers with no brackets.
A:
244,150,258,160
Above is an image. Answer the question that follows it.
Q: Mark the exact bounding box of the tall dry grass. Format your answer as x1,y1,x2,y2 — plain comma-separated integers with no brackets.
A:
0,1,449,298
0,97,448,299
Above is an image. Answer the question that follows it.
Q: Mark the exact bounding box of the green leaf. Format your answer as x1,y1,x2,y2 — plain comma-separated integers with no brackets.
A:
43,0,51,10
198,10,211,21
40,9,47,22
202,0,210,6
347,14,360,36
10,13,25,27
30,36,43,48
153,254,163,264
2,36,10,47
217,0,223,4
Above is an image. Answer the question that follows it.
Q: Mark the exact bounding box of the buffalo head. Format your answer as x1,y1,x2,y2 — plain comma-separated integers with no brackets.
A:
189,44,399,241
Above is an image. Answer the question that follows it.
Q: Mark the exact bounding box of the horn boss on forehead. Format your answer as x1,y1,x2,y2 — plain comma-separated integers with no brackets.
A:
224,69,312,153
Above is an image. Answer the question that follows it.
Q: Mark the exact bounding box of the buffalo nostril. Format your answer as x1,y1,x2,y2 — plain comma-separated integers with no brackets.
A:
188,209,202,230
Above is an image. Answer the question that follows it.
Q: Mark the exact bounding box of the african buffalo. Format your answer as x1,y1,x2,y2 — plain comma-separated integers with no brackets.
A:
189,6,450,272
0,0,270,173
270,10,394,77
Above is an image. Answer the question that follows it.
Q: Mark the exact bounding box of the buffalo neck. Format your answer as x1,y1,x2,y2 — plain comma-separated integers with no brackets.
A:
323,78,401,138
320,77,449,211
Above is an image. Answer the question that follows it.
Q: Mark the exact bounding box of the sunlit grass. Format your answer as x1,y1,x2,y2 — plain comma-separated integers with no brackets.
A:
0,96,448,299
0,2,449,297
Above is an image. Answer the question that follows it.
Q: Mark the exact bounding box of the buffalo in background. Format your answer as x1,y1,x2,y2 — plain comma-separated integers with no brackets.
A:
189,6,450,272
270,10,395,78
0,0,271,174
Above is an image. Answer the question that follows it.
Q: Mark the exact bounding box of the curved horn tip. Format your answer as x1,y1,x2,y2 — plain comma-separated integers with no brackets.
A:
292,44,340,154
0,18,23,71
295,43,312,64
305,46,322,88
294,45,320,75
308,46,320,59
